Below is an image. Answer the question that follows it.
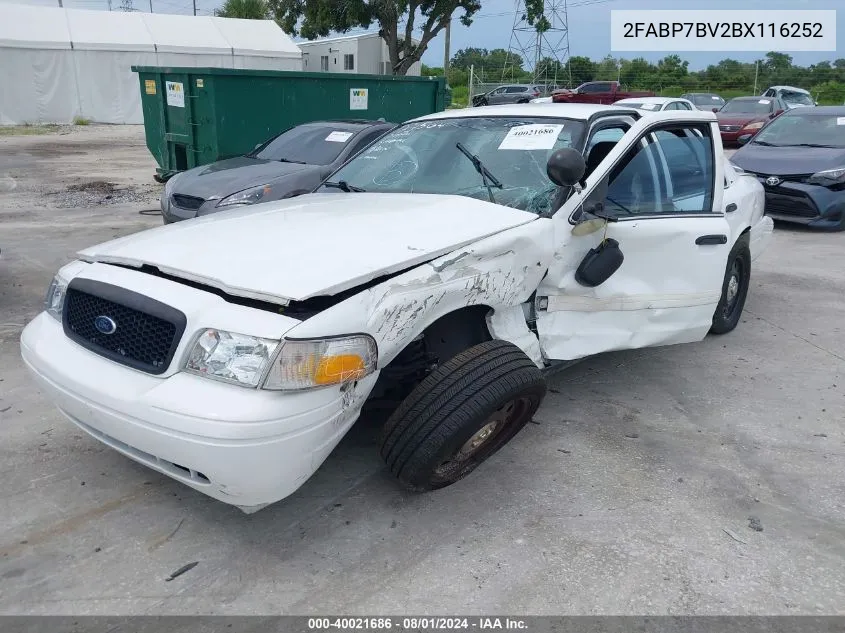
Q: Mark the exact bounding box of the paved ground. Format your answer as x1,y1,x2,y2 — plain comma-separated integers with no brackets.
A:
0,126,843,616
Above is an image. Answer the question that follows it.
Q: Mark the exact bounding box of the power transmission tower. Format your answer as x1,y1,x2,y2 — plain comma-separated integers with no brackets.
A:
503,0,572,88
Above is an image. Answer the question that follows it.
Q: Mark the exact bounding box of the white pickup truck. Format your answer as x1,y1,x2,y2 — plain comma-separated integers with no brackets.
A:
21,104,773,513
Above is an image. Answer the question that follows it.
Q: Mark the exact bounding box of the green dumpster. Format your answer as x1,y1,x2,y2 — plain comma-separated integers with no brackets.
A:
132,66,448,181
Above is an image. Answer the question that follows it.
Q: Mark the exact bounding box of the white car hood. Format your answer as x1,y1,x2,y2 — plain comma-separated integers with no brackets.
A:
79,193,537,303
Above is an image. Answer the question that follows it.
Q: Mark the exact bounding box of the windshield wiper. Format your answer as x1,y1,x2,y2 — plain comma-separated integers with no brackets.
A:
750,140,782,147
323,180,366,193
455,142,503,203
782,143,841,148
278,158,308,164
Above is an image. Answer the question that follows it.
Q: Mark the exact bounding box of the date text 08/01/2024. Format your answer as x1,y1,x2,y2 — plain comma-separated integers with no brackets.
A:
622,22,824,38
307,618,528,630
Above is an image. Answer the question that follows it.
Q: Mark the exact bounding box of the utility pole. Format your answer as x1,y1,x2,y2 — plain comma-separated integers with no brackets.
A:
753,60,759,94
443,18,451,75
57,0,62,7
193,0,197,15
149,0,153,11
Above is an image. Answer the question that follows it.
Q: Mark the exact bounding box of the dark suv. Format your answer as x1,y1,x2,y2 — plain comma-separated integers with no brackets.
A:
472,84,543,106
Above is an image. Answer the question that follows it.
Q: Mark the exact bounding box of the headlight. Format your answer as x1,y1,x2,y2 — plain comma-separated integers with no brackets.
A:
217,184,273,208
808,167,845,186
184,329,279,388
164,174,178,197
263,335,378,391
44,276,67,320
742,121,765,131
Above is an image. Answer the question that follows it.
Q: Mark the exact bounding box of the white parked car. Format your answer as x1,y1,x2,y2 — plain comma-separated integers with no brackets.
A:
615,96,697,113
761,85,816,109
21,104,774,513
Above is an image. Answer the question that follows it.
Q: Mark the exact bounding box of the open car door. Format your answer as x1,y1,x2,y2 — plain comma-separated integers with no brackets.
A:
535,111,732,361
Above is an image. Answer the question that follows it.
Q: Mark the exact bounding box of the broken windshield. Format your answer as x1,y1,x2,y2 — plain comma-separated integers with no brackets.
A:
318,116,585,214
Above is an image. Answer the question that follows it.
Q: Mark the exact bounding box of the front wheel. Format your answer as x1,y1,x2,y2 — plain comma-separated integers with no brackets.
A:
710,234,751,334
379,340,546,491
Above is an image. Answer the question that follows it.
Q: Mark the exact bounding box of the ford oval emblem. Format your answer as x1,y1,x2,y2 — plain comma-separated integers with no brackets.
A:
94,315,117,335
765,176,781,187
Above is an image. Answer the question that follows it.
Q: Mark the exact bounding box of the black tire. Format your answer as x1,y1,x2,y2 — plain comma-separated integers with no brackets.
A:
379,340,547,491
710,234,751,334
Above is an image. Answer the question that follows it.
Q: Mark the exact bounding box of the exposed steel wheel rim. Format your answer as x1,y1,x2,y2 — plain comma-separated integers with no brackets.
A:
723,257,745,320
432,396,533,483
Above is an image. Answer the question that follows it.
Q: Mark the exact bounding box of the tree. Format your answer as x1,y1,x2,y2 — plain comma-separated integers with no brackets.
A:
215,0,270,19
594,55,619,81
566,55,595,85
656,54,688,86
270,0,482,76
118,0,136,11
619,57,655,89
451,47,490,70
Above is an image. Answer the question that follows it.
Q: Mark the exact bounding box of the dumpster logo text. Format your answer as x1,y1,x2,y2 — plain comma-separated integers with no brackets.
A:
144,80,156,95
166,81,185,108
350,88,368,111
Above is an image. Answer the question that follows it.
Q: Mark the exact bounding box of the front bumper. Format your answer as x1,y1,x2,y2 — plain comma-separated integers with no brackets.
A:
19,265,379,512
754,178,845,230
160,192,222,224
719,128,753,144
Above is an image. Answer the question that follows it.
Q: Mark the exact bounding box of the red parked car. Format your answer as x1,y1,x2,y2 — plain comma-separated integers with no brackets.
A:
717,96,787,145
552,81,654,105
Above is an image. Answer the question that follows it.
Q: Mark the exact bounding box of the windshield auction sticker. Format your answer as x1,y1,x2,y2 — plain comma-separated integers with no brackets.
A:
325,131,354,143
611,9,836,51
498,124,564,151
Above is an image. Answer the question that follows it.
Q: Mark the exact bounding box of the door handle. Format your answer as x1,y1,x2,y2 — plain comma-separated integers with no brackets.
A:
696,234,728,245
725,203,737,213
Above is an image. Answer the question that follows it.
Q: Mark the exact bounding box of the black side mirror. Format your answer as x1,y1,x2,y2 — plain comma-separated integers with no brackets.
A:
547,148,586,187
575,238,624,287
737,134,751,145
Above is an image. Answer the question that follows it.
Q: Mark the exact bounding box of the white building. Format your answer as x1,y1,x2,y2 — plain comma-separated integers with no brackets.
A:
298,32,421,76
0,4,302,125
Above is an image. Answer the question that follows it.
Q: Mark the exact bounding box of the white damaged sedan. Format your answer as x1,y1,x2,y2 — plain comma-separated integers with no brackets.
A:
21,104,773,513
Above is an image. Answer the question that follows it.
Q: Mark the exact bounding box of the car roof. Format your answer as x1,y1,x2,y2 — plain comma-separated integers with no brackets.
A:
615,96,681,104
767,85,811,94
413,102,644,122
302,119,394,129
784,105,845,116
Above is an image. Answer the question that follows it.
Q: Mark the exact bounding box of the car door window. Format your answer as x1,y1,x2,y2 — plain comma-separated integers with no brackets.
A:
506,86,527,93
586,126,626,151
651,127,714,212
585,124,714,218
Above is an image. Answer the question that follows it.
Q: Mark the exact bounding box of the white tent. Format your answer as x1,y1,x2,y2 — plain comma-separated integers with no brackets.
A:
0,4,302,125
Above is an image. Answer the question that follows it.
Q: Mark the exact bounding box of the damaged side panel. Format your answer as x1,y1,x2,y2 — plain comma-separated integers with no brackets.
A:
285,220,555,367
534,215,731,361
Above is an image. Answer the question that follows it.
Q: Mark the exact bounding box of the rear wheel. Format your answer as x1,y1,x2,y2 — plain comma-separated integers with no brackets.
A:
710,234,751,334
379,340,546,491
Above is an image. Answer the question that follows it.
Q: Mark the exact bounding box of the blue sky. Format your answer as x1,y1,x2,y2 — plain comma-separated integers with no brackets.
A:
4,0,841,70
421,0,843,69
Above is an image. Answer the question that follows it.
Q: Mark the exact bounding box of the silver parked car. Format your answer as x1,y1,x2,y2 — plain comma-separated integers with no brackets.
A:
472,84,543,106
